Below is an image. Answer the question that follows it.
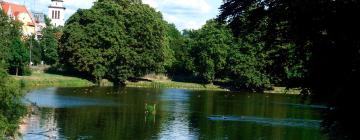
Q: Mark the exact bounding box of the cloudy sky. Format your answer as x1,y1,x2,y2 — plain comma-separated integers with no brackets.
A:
10,0,222,30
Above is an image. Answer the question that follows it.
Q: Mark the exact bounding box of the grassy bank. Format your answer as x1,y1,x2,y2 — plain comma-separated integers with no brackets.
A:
264,87,301,94
126,80,226,91
12,71,225,91
12,72,94,88
12,71,299,94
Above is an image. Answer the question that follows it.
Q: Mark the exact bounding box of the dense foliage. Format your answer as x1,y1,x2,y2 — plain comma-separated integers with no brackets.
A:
39,26,60,65
0,11,12,63
8,38,30,76
0,11,27,138
166,26,193,80
218,0,360,139
60,1,168,85
167,20,272,90
188,20,232,83
0,11,30,76
0,63,25,138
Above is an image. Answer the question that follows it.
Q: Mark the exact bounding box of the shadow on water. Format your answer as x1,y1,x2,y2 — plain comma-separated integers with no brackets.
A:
20,87,328,140
271,102,327,109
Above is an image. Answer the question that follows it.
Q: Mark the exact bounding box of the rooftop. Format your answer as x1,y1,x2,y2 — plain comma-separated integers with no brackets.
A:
0,1,35,26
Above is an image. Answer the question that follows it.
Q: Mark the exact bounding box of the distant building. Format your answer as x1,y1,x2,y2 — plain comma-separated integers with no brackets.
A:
32,12,46,39
48,0,65,27
0,1,35,36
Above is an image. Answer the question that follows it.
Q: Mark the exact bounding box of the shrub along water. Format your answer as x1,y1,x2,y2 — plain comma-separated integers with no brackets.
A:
0,65,26,138
0,10,27,138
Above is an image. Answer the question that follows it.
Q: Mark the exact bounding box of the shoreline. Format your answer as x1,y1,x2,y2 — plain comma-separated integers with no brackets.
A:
13,72,300,94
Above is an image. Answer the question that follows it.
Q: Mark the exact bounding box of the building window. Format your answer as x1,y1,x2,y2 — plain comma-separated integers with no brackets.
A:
57,11,60,19
52,10,54,19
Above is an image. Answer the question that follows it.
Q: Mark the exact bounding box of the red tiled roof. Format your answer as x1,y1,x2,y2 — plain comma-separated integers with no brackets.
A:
0,1,35,26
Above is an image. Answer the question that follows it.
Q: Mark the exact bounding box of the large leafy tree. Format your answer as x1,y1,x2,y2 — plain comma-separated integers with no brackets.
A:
227,37,271,91
0,11,12,63
189,20,233,83
0,10,26,138
60,1,167,85
8,38,29,76
165,23,188,75
219,0,360,139
0,61,25,138
40,26,60,65
1,11,30,76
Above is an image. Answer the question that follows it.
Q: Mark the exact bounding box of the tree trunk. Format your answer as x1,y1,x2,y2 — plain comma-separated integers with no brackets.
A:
16,67,18,76
96,77,102,86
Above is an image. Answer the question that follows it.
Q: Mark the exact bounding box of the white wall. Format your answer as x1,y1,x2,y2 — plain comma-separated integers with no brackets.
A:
48,1,65,27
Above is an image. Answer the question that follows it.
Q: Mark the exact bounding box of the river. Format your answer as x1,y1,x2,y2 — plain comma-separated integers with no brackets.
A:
20,87,327,140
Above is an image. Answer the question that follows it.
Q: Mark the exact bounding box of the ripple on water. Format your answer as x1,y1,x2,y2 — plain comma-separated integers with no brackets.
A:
208,115,321,128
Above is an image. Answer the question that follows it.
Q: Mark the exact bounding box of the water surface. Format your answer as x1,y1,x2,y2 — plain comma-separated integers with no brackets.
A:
21,87,327,140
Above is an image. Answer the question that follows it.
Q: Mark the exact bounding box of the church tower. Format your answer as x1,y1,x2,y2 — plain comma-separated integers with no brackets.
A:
48,0,65,27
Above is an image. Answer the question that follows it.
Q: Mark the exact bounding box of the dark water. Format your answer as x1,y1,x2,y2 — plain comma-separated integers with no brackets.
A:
21,87,327,140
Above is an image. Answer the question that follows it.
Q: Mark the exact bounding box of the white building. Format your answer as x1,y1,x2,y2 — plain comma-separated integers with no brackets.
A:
48,0,65,27
1,1,36,36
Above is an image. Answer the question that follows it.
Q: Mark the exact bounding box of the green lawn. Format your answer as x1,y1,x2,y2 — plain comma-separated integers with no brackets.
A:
11,72,225,91
126,80,226,91
264,87,301,94
12,72,297,93
12,72,94,88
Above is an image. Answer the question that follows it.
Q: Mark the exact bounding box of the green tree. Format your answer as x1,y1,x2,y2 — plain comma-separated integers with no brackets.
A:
40,26,59,65
164,23,183,73
60,1,168,85
0,11,22,66
0,9,26,139
0,11,12,63
8,38,29,76
190,20,233,83
219,0,360,139
227,38,270,91
1,10,31,76
0,63,26,137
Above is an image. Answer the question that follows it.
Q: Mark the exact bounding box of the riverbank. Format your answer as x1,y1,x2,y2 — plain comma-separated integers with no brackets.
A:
12,72,299,94
12,72,225,91
264,87,301,95
126,80,226,91
12,72,94,88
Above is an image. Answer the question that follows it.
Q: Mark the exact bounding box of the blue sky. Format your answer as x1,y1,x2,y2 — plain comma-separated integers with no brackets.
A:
9,0,222,30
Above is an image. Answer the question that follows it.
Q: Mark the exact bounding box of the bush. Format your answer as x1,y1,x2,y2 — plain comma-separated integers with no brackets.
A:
0,65,26,137
21,66,32,76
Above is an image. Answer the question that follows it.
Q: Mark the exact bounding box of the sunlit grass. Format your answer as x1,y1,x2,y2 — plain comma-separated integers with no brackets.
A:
12,72,94,88
126,80,226,91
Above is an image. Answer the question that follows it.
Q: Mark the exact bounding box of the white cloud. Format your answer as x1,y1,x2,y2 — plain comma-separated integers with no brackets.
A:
10,0,221,30
143,0,158,8
151,0,211,13
64,0,95,10
143,0,217,30
162,13,206,30
63,0,95,19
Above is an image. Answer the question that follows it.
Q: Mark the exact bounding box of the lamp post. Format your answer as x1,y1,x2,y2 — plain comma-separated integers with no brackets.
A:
29,36,32,66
